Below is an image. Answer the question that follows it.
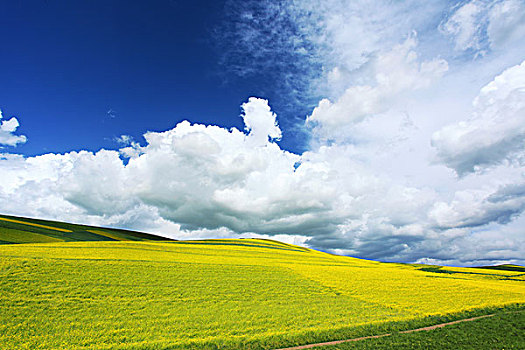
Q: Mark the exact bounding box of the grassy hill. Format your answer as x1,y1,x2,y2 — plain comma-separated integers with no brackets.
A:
0,214,172,244
0,215,524,349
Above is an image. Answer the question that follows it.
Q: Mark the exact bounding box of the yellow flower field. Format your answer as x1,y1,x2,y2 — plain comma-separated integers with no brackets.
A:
0,239,523,349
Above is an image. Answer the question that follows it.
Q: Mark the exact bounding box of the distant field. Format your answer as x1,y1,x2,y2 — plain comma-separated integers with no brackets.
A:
0,216,524,349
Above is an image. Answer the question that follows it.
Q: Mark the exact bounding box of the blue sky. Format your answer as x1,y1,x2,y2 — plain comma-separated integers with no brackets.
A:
1,0,525,266
1,0,305,155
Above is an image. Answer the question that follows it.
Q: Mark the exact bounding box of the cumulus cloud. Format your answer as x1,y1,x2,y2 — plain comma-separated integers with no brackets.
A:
115,135,143,159
0,110,27,147
0,99,317,236
241,97,282,145
432,60,525,175
1,95,524,266
0,99,432,260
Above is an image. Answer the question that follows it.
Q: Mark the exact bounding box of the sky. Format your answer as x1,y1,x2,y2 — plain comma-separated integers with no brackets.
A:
1,0,525,266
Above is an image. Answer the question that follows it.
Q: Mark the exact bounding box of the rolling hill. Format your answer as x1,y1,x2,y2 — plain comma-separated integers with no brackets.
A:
0,215,523,349
0,214,172,244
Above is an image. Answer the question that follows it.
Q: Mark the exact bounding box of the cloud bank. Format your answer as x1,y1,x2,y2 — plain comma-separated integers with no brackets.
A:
2,0,525,266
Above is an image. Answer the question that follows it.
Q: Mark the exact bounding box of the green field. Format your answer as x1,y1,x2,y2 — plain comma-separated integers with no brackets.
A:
0,215,524,349
320,310,524,350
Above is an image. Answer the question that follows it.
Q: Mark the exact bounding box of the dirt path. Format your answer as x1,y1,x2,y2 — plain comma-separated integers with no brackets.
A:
273,314,494,350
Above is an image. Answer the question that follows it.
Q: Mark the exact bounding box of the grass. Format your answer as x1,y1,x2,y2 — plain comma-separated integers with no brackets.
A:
319,310,524,349
0,215,524,349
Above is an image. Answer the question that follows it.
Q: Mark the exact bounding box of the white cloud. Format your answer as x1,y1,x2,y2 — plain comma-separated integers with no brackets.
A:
432,60,525,175
440,0,525,54
115,135,143,158
0,110,27,147
440,0,486,52
488,0,525,49
307,35,448,138
241,97,282,146
429,183,525,230
1,95,524,266
0,99,318,237
115,134,133,145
